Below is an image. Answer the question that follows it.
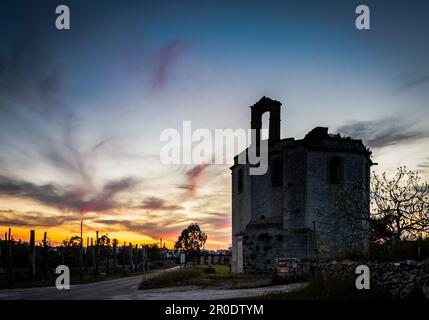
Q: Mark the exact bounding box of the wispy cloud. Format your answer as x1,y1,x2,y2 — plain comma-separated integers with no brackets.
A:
139,196,183,211
0,176,137,214
0,210,77,227
337,118,429,149
93,218,187,240
179,164,211,200
417,158,429,170
398,72,429,91
150,39,184,90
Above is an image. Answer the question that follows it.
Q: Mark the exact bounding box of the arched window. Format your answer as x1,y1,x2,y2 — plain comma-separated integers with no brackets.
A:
329,157,344,184
271,158,283,186
237,168,244,194
261,112,270,140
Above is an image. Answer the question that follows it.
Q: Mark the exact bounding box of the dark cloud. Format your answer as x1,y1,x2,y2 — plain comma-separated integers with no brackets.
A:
91,138,115,153
139,196,182,211
417,158,429,170
93,218,185,239
398,73,429,91
38,67,62,98
336,118,429,149
104,178,136,194
0,210,77,227
150,39,184,90
0,176,136,214
0,24,53,112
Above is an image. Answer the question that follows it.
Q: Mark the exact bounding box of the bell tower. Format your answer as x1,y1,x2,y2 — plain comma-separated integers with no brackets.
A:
250,96,282,151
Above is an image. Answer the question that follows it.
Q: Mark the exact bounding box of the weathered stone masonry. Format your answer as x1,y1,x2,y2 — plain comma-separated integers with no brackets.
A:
231,97,372,273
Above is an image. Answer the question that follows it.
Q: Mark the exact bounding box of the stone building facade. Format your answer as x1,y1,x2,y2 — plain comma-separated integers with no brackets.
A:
230,97,372,273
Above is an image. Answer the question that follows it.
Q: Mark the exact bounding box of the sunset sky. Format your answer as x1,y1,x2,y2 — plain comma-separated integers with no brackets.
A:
1,0,429,249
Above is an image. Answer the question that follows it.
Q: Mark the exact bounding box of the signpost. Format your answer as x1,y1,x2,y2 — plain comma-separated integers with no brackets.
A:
180,253,186,269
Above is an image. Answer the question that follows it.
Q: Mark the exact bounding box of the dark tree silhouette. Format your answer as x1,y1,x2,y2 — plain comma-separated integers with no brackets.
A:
174,223,207,257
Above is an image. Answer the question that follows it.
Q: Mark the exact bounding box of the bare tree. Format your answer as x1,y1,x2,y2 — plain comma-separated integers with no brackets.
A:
371,167,429,245
316,180,370,255
318,167,429,253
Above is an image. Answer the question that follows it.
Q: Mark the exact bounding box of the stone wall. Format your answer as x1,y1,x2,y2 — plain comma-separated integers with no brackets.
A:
242,225,315,273
305,150,370,257
320,260,429,299
243,224,284,273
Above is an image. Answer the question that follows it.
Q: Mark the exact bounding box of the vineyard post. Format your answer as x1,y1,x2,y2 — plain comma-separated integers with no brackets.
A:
7,228,12,281
134,244,138,272
128,242,133,273
122,242,126,274
141,244,146,272
91,238,95,274
113,239,117,274
106,240,110,275
86,237,89,274
43,232,48,280
95,231,99,277
29,230,36,278
79,221,83,280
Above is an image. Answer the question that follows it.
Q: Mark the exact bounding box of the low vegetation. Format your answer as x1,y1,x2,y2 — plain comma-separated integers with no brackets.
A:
139,265,272,290
253,276,392,300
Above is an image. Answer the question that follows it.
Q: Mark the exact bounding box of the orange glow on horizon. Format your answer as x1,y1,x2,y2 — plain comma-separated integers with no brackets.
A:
0,225,230,250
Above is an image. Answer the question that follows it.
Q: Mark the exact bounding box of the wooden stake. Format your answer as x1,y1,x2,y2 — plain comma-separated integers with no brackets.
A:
91,238,95,270
106,241,110,276
95,231,99,277
129,243,133,273
79,221,83,280
142,244,147,272
7,228,12,281
134,244,137,272
113,239,117,274
86,237,89,274
43,232,48,280
29,230,35,278
122,242,126,274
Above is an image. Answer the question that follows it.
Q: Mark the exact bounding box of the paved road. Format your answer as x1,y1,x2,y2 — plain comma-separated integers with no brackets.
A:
0,267,178,300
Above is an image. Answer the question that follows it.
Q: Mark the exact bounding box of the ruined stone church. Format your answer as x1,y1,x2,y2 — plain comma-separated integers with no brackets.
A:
230,97,372,273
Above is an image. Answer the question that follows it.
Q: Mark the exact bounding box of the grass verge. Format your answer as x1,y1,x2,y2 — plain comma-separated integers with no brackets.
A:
139,265,271,290
248,276,392,300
